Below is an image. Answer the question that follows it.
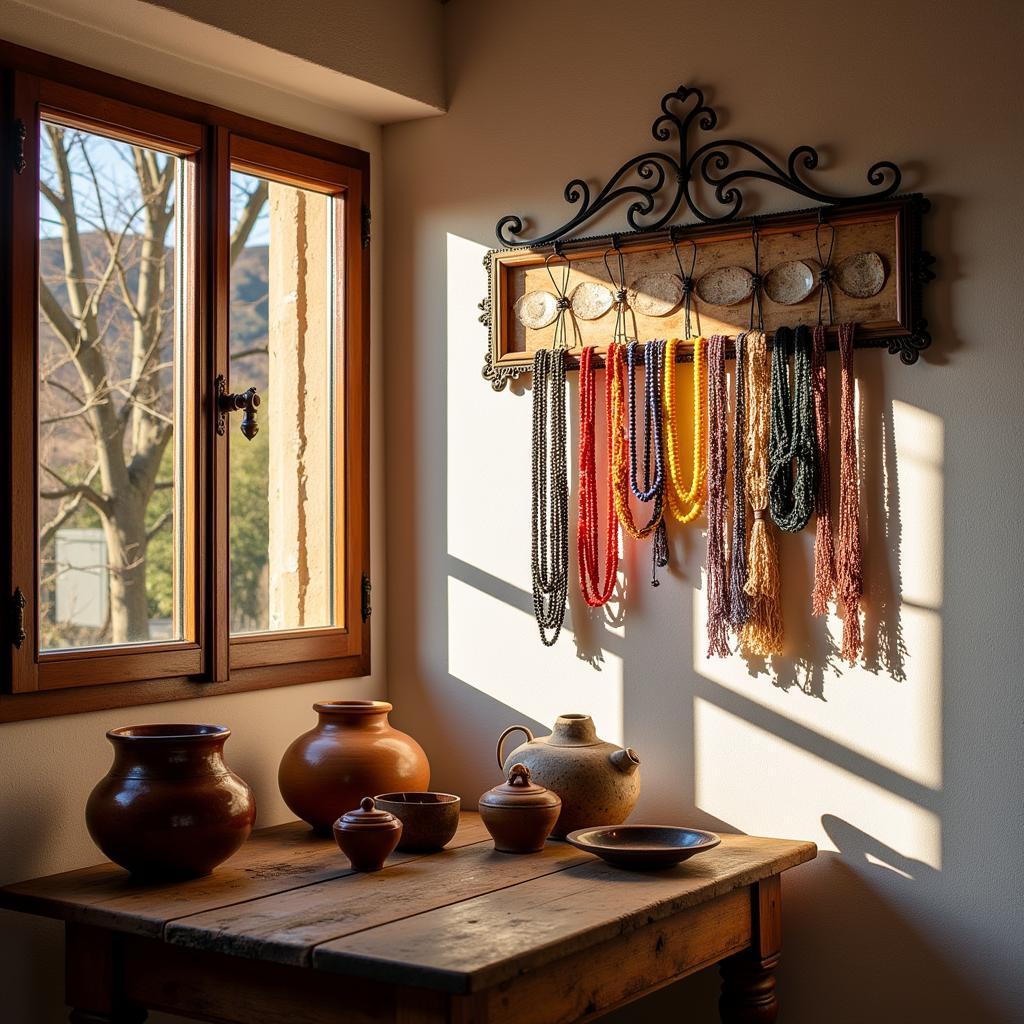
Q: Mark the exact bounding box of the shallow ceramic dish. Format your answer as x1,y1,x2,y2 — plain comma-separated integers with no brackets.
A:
565,825,720,870
570,281,614,320
695,266,753,306
834,251,886,298
373,791,461,852
629,272,684,316
763,259,816,305
514,290,560,329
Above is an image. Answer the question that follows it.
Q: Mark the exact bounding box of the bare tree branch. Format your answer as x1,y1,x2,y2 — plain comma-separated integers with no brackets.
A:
40,462,110,514
40,492,86,549
145,511,172,543
231,345,269,361
230,179,269,266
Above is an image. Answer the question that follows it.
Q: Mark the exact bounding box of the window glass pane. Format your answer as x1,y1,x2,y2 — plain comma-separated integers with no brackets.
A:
228,170,338,635
37,120,189,652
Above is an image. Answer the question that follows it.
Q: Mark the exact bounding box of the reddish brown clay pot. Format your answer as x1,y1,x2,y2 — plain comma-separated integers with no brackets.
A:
278,700,430,835
86,724,256,878
479,764,561,853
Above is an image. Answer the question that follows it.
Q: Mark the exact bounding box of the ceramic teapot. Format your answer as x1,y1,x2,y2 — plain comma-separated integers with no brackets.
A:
496,714,640,838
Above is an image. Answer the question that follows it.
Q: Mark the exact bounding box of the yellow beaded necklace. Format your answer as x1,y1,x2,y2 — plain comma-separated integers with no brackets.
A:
661,336,707,524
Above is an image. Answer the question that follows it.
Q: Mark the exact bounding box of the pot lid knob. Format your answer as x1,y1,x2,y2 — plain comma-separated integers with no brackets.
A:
335,796,401,830
480,763,562,809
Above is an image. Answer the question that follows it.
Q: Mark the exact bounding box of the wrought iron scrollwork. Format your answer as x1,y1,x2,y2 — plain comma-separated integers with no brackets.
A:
495,85,903,247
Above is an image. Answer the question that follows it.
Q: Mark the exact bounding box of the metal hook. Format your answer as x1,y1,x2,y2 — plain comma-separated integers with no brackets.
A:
602,243,634,345
544,248,572,298
670,233,698,283
815,215,837,326
671,231,699,339
748,217,764,332
543,250,573,351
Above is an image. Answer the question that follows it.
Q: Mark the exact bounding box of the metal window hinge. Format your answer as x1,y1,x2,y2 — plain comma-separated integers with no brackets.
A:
13,119,27,174
360,574,372,622
12,588,26,648
361,201,371,249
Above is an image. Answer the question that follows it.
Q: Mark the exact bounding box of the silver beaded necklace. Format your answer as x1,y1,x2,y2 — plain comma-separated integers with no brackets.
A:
530,255,572,647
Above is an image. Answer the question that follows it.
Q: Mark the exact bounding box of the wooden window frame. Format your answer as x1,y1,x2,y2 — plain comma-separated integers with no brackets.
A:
0,41,371,723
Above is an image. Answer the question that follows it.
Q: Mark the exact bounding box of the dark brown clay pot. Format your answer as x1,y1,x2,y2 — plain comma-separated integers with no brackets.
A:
332,797,403,872
86,724,256,878
278,700,430,835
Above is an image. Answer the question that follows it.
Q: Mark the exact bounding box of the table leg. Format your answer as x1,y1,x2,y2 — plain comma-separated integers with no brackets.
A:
66,923,147,1024
719,874,782,1024
718,950,779,1023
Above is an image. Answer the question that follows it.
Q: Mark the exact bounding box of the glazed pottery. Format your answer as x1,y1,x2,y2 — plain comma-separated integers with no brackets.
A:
497,714,640,838
565,825,721,871
279,700,430,835
86,724,256,878
479,763,561,854
373,792,461,852
333,797,403,872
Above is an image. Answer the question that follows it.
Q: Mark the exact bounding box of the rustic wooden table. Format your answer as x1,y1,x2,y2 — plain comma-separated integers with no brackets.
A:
0,812,815,1024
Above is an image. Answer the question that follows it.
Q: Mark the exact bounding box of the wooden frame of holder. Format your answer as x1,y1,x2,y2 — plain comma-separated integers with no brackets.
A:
481,194,932,391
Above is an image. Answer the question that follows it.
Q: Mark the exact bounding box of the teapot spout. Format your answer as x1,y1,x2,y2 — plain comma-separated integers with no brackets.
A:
609,747,641,776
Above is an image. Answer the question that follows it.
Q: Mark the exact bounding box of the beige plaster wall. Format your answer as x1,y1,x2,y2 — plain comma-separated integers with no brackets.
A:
141,0,447,114
0,4,391,1022
383,1,1024,1021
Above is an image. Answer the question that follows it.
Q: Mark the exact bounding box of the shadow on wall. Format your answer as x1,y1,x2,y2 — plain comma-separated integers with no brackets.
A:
0,779,68,1024
389,229,1012,1023
781,817,1005,1024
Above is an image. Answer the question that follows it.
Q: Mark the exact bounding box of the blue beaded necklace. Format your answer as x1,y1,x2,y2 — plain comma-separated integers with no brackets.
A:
625,339,669,585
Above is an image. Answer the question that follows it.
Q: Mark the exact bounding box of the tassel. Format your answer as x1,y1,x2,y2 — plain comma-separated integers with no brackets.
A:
836,323,864,662
740,331,784,656
810,324,838,616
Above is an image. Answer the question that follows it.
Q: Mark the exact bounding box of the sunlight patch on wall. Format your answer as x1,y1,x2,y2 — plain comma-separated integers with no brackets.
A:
893,400,943,610
694,698,941,870
692,399,944,791
446,576,624,744
693,593,942,790
445,232,534,592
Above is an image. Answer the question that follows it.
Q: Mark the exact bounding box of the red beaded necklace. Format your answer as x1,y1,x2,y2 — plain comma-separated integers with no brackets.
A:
577,344,619,607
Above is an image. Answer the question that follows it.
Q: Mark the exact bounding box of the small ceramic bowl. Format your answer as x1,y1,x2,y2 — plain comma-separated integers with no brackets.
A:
373,792,461,852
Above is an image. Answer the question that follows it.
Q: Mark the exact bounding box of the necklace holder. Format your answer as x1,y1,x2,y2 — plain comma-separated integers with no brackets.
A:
481,84,934,391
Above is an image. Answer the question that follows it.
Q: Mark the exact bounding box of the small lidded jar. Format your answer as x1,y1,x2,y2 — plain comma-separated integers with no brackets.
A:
479,763,562,853
332,797,403,872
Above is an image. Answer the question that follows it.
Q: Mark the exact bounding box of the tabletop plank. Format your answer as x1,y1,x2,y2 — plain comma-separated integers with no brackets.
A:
166,840,593,966
312,834,816,993
0,813,491,938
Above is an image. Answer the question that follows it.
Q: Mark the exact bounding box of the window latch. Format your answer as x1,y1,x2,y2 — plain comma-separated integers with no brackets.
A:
11,588,26,649
215,375,260,439
361,574,372,622
13,119,27,175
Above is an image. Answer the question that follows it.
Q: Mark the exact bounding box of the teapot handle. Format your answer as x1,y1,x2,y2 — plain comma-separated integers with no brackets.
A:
496,725,534,770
